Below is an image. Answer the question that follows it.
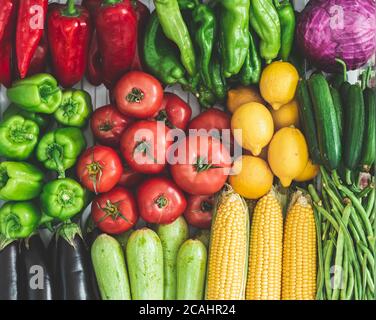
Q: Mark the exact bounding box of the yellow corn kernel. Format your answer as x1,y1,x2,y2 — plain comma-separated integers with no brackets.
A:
282,192,316,300
206,186,249,300
246,189,283,300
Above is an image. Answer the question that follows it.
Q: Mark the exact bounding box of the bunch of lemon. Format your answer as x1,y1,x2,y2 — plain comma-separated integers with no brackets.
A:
229,62,318,200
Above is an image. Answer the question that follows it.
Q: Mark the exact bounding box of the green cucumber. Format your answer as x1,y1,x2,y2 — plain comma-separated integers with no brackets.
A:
343,84,365,171
296,79,321,164
156,216,189,300
91,234,131,300
308,74,342,170
126,228,164,300
176,239,207,300
360,88,375,171
330,86,343,139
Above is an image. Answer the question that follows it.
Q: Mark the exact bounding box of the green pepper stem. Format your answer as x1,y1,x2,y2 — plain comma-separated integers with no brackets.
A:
63,0,78,16
104,0,122,5
52,147,66,179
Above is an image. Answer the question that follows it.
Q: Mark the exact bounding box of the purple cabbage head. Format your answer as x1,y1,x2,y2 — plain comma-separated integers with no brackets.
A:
297,0,376,72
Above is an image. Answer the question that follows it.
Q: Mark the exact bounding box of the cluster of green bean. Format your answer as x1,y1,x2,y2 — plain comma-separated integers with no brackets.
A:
308,168,375,300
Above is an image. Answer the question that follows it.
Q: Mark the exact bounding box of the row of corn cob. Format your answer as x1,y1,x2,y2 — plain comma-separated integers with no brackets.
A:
206,185,317,300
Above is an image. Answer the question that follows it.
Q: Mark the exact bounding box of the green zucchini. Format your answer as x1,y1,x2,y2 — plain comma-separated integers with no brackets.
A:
343,84,365,170
296,79,321,164
126,228,164,300
176,239,207,300
360,88,375,170
330,86,344,139
308,74,342,170
156,216,189,300
91,234,131,300
340,81,351,101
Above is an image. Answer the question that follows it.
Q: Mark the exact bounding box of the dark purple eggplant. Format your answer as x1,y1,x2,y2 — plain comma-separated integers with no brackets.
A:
20,235,54,300
57,223,95,300
47,233,60,299
0,241,22,300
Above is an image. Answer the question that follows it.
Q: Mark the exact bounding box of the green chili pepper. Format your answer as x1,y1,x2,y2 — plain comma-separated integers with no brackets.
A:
143,12,188,86
249,0,281,63
0,162,44,201
210,52,227,101
218,0,250,78
0,201,41,239
192,3,217,89
40,178,86,222
3,104,49,130
54,89,93,127
273,0,295,61
154,0,197,76
0,115,39,161
177,0,197,9
36,127,86,178
238,31,262,85
7,73,62,114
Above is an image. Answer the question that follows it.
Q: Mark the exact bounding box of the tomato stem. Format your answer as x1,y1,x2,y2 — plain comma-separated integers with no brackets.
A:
126,88,144,103
155,195,168,209
194,156,222,172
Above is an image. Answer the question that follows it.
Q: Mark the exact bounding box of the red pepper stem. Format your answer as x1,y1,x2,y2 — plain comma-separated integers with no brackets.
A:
104,0,122,5
63,0,78,17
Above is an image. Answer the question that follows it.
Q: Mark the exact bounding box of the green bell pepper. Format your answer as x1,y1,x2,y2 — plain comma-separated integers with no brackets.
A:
7,73,63,114
40,178,86,221
238,31,262,85
274,0,295,61
249,0,281,64
143,12,188,86
36,127,86,178
54,89,93,127
3,104,49,129
192,3,217,90
0,201,41,239
0,115,40,161
0,162,44,201
219,0,250,78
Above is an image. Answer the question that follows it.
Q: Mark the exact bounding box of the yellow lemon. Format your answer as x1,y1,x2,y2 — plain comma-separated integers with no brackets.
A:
231,102,274,156
271,99,300,130
227,86,265,113
268,127,309,187
260,61,299,110
294,159,319,182
229,155,273,200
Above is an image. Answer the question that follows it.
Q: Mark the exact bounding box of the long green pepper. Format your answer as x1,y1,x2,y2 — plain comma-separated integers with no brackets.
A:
218,0,250,78
249,0,281,63
273,0,295,61
238,31,261,85
154,0,197,76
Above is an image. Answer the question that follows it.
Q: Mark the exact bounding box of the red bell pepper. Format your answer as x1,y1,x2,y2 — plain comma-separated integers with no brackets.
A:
95,0,137,89
0,0,17,87
47,0,92,88
130,0,150,71
16,0,48,79
82,0,103,86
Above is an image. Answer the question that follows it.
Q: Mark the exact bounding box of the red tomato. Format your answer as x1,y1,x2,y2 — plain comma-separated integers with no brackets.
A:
90,104,134,147
152,93,192,130
91,187,138,234
187,108,233,150
118,165,144,188
184,194,214,229
137,177,187,224
76,146,122,193
170,135,232,195
114,71,163,119
120,120,172,174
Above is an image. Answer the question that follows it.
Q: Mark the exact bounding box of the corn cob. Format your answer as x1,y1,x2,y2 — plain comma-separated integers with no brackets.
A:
206,185,249,300
282,191,317,300
246,188,283,300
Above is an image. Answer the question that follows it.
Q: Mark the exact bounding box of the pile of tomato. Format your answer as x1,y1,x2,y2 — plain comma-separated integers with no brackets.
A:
75,71,233,234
